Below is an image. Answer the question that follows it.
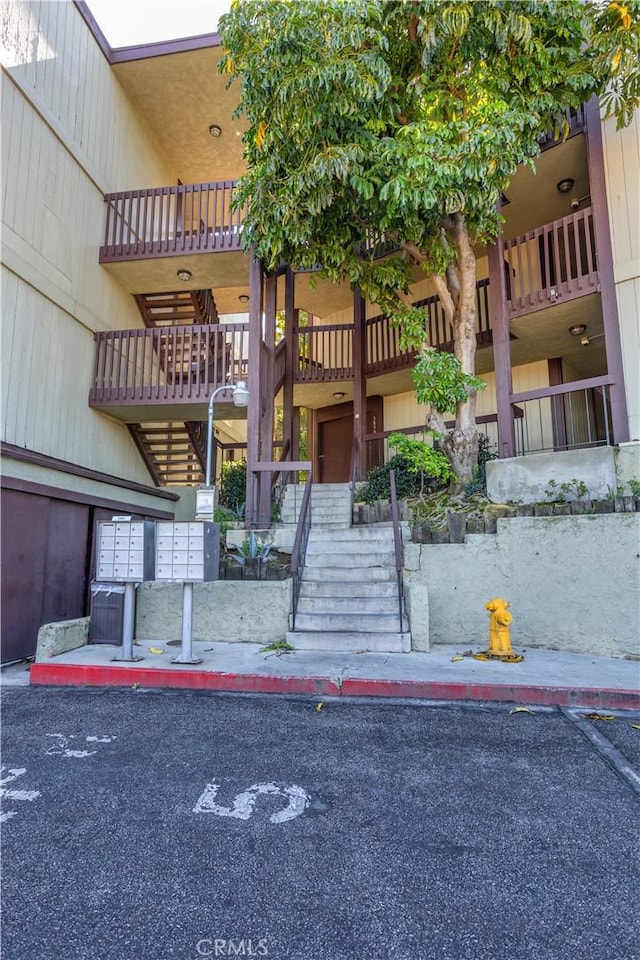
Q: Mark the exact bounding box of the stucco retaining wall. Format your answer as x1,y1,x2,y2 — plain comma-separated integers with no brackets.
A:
404,513,640,659
136,580,291,645
486,447,617,504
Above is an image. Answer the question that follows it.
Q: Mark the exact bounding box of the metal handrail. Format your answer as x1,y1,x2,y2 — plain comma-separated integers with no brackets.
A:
290,472,313,632
389,469,406,634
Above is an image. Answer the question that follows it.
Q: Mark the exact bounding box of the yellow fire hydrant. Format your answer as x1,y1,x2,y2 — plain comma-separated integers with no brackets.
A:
472,597,523,662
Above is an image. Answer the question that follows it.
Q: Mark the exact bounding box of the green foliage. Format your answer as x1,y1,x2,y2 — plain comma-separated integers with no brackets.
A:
220,0,638,288
218,460,246,518
230,531,276,566
627,478,640,498
213,506,237,535
412,350,485,413
544,477,590,502
358,453,440,504
387,432,455,486
464,433,498,496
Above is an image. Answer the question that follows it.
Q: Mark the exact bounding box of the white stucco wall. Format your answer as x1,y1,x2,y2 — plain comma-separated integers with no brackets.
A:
404,513,640,658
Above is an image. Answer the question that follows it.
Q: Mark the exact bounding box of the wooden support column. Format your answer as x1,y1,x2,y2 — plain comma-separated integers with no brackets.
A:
353,288,367,480
282,269,296,483
548,358,567,451
257,273,277,525
487,237,516,459
246,254,263,527
584,96,629,444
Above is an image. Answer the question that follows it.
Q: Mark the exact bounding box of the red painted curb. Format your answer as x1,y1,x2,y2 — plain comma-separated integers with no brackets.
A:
29,663,640,709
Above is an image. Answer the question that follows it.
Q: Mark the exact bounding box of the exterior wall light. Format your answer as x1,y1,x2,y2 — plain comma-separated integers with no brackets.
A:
196,381,251,519
177,269,192,281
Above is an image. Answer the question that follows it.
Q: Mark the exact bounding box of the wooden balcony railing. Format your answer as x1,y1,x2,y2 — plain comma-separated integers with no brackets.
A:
99,181,247,262
89,323,249,407
504,207,598,318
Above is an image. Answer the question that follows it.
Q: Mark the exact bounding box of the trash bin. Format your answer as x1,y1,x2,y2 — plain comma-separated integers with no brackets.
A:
89,582,126,644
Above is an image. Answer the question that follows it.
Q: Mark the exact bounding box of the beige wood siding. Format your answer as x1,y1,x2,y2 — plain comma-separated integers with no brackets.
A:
1,1,177,483
383,360,550,456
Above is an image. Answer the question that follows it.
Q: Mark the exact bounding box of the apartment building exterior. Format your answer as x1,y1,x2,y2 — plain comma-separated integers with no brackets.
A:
2,0,638,661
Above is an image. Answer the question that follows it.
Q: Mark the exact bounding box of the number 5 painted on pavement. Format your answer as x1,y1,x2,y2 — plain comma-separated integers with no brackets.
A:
193,780,310,823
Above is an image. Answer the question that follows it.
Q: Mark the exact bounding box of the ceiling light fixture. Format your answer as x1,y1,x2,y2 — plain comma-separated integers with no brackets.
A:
176,269,192,282
238,294,250,303
333,391,346,400
568,324,587,336
208,124,222,138
556,178,575,194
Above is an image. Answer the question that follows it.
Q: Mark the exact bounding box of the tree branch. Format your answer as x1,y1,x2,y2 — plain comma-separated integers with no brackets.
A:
429,272,456,333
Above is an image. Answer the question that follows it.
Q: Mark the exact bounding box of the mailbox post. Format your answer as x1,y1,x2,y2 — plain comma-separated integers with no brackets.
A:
154,521,220,664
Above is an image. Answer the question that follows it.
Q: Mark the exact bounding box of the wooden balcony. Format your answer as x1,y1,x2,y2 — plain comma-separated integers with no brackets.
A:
99,181,246,263
293,279,492,383
89,322,249,421
504,207,598,318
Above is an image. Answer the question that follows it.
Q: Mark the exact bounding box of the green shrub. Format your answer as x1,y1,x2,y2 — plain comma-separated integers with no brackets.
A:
357,454,425,504
218,460,246,518
464,434,498,496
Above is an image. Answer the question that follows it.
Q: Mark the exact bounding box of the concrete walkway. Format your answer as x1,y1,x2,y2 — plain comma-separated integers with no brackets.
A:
27,640,640,709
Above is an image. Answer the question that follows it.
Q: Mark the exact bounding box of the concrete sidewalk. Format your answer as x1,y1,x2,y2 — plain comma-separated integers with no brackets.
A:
27,640,640,709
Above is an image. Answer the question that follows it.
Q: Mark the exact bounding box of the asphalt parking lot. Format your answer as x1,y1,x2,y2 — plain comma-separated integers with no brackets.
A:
2,687,639,960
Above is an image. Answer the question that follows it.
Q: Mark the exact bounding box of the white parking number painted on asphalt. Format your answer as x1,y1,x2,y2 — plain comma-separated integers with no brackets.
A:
45,734,117,757
193,780,310,823
0,767,41,823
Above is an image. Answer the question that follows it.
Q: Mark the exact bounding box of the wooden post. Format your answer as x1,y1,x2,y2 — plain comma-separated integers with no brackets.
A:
282,269,296,484
258,273,277,525
246,254,263,527
584,96,629,444
548,358,567,451
487,237,516,459
353,288,367,480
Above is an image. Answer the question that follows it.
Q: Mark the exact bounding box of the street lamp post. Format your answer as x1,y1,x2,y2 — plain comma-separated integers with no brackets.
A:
196,380,250,519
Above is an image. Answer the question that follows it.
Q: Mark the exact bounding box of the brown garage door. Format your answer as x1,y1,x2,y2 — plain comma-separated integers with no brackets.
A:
1,490,90,662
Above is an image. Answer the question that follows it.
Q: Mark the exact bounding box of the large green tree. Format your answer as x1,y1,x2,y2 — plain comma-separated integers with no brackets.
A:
220,0,639,489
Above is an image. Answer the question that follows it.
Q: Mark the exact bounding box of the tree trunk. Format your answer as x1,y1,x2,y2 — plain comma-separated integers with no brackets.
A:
408,215,480,493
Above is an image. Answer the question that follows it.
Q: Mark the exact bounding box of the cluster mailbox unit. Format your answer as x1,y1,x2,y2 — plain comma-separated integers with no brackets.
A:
94,519,220,664
96,521,156,582
95,520,156,661
155,522,219,583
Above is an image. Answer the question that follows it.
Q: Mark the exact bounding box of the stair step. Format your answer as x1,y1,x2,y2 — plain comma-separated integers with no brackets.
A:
299,580,399,598
306,540,392,556
296,596,399,615
286,631,411,653
302,566,396,582
292,612,409,633
309,527,393,542
305,552,395,568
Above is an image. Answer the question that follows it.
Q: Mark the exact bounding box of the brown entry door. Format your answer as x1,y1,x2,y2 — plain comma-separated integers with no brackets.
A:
318,415,353,482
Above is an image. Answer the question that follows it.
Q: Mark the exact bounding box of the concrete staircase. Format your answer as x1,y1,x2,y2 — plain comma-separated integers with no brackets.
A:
280,482,351,529
282,484,411,653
